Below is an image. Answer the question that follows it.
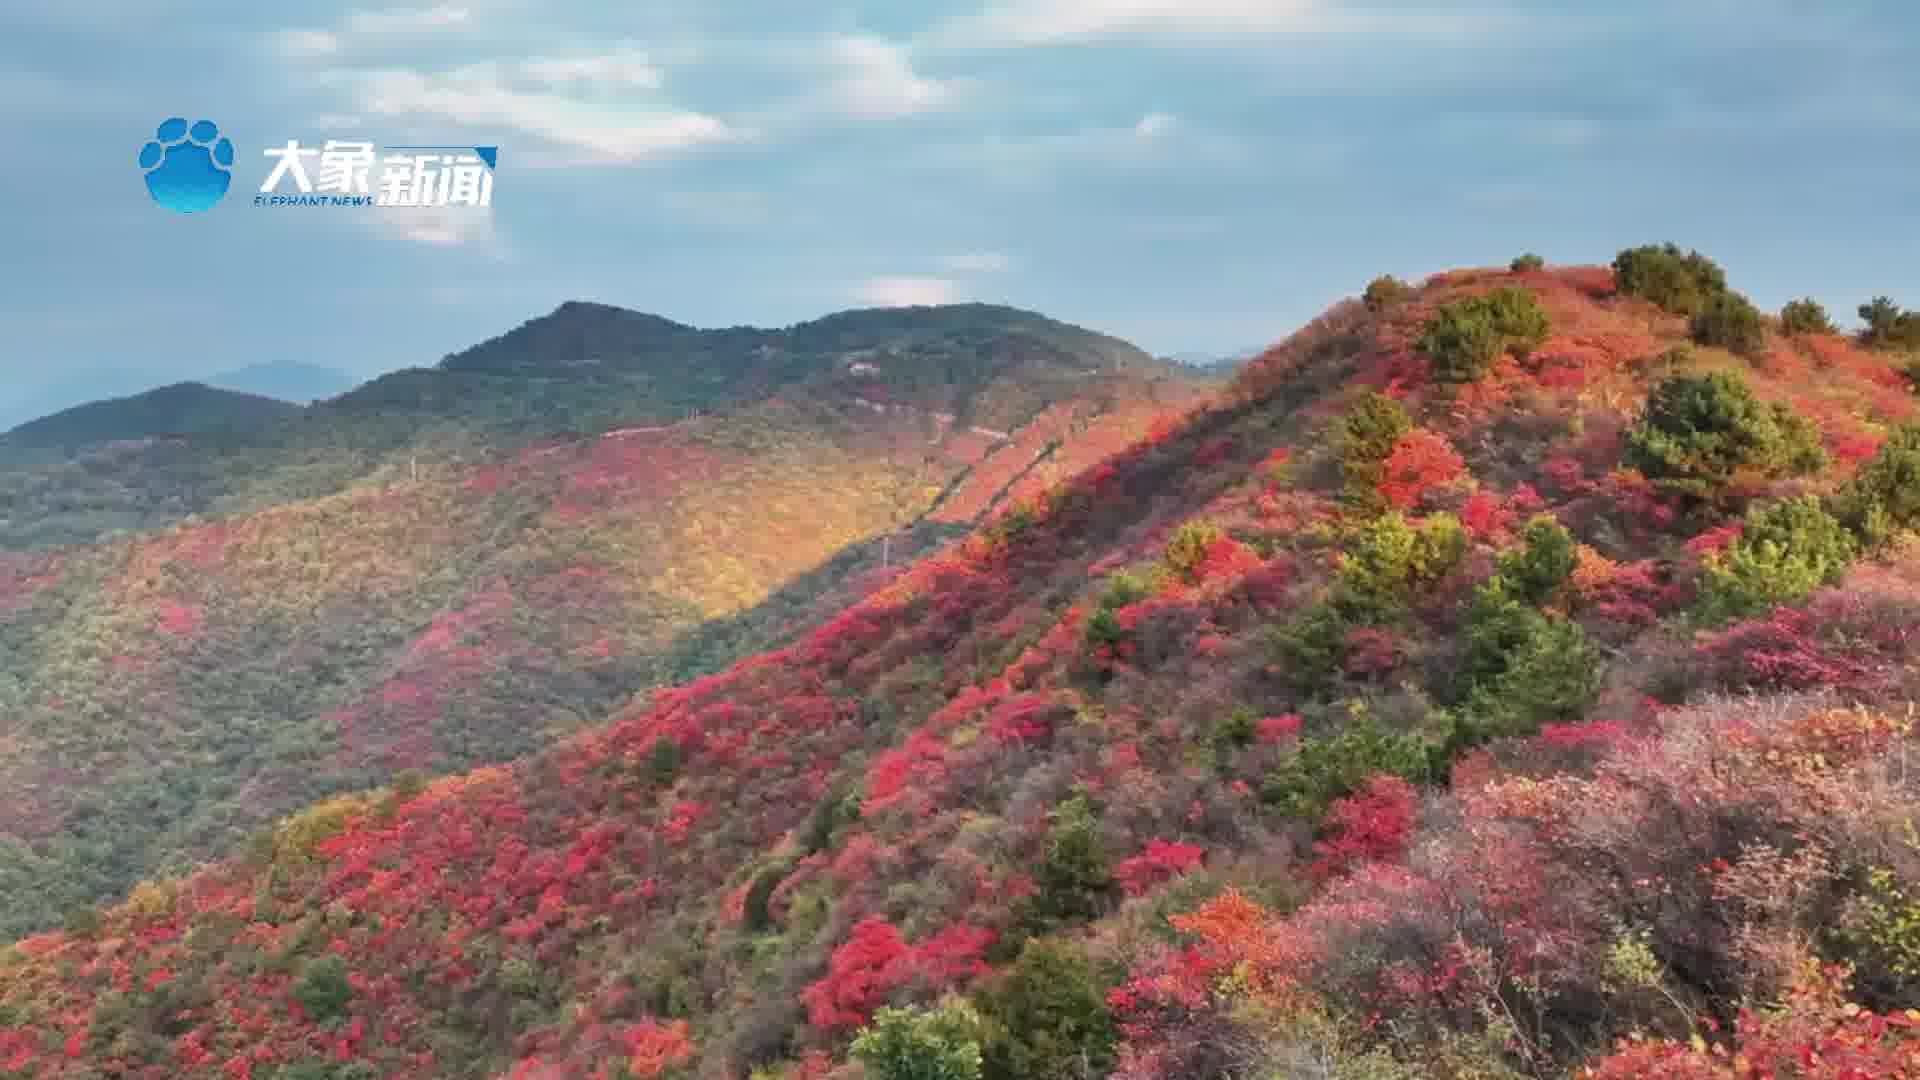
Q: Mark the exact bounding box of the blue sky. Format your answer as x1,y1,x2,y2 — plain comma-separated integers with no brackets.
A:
2,1,1916,417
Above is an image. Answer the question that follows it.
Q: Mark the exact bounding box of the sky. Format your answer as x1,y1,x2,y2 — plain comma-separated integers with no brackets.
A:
2,0,1917,419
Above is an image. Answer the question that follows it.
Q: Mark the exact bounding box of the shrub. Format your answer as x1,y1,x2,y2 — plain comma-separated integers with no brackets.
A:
1690,292,1768,356
1495,515,1578,607
1779,298,1835,336
1163,520,1224,580
974,939,1117,1080
1261,712,1433,819
1624,372,1827,497
1363,275,1411,312
293,955,353,1022
1338,391,1413,509
852,1000,986,1080
1022,796,1116,932
1860,296,1920,352
1377,429,1466,510
1832,867,1920,1007
1510,253,1546,273
1416,288,1552,383
1699,496,1857,620
1454,614,1602,744
1268,604,1349,697
1612,243,1729,316
1839,423,1920,544
1332,512,1468,623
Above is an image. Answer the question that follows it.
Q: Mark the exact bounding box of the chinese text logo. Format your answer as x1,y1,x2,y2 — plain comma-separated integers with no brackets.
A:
139,118,235,213
255,141,498,208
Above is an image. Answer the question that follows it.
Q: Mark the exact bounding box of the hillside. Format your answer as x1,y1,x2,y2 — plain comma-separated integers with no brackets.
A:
6,255,1920,1079
0,303,1205,938
0,304,1171,552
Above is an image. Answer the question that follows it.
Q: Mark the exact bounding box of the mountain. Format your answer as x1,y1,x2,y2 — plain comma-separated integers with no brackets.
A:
1166,346,1263,376
204,362,356,404
7,256,1920,1079
0,381,300,453
0,301,1208,939
0,302,1177,552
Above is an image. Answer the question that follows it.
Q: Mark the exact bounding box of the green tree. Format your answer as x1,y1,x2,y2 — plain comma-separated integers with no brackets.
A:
1363,275,1411,312
852,1000,986,1080
293,954,353,1022
1332,512,1467,623
1338,391,1413,509
1510,253,1546,272
1860,297,1920,351
1495,515,1578,607
1025,796,1114,930
1690,292,1768,356
1700,496,1857,620
976,940,1117,1080
1262,712,1432,818
1623,371,1827,498
1839,424,1920,544
1612,244,1729,316
1416,288,1552,383
1780,298,1835,336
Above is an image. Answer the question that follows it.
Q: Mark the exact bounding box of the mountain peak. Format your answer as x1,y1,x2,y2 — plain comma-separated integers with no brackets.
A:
1,380,300,451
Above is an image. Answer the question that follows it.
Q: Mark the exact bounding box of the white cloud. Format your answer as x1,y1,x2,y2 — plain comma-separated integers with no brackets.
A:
939,252,1013,273
518,47,663,92
855,277,961,307
348,65,745,162
314,113,364,129
344,5,472,36
360,203,507,254
1134,111,1176,138
276,29,342,57
823,35,956,118
934,0,1508,46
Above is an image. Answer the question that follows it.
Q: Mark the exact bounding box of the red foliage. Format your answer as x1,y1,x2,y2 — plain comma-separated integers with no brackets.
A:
1693,600,1902,696
1377,429,1466,510
1193,536,1264,584
800,918,995,1032
1257,714,1303,743
1114,840,1208,897
802,918,912,1031
1460,492,1512,542
1582,967,1920,1079
1685,522,1745,557
1309,775,1418,881
621,1020,694,1078
1340,627,1402,679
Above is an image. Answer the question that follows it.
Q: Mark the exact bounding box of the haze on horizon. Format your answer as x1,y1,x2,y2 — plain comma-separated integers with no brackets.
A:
2,0,1916,419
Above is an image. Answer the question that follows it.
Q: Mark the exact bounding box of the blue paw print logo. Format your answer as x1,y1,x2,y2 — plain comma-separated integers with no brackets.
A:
139,118,235,213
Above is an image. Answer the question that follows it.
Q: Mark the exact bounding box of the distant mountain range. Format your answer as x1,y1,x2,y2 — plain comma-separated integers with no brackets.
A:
203,361,356,404
0,298,1210,938
0,362,354,433
1166,346,1265,375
